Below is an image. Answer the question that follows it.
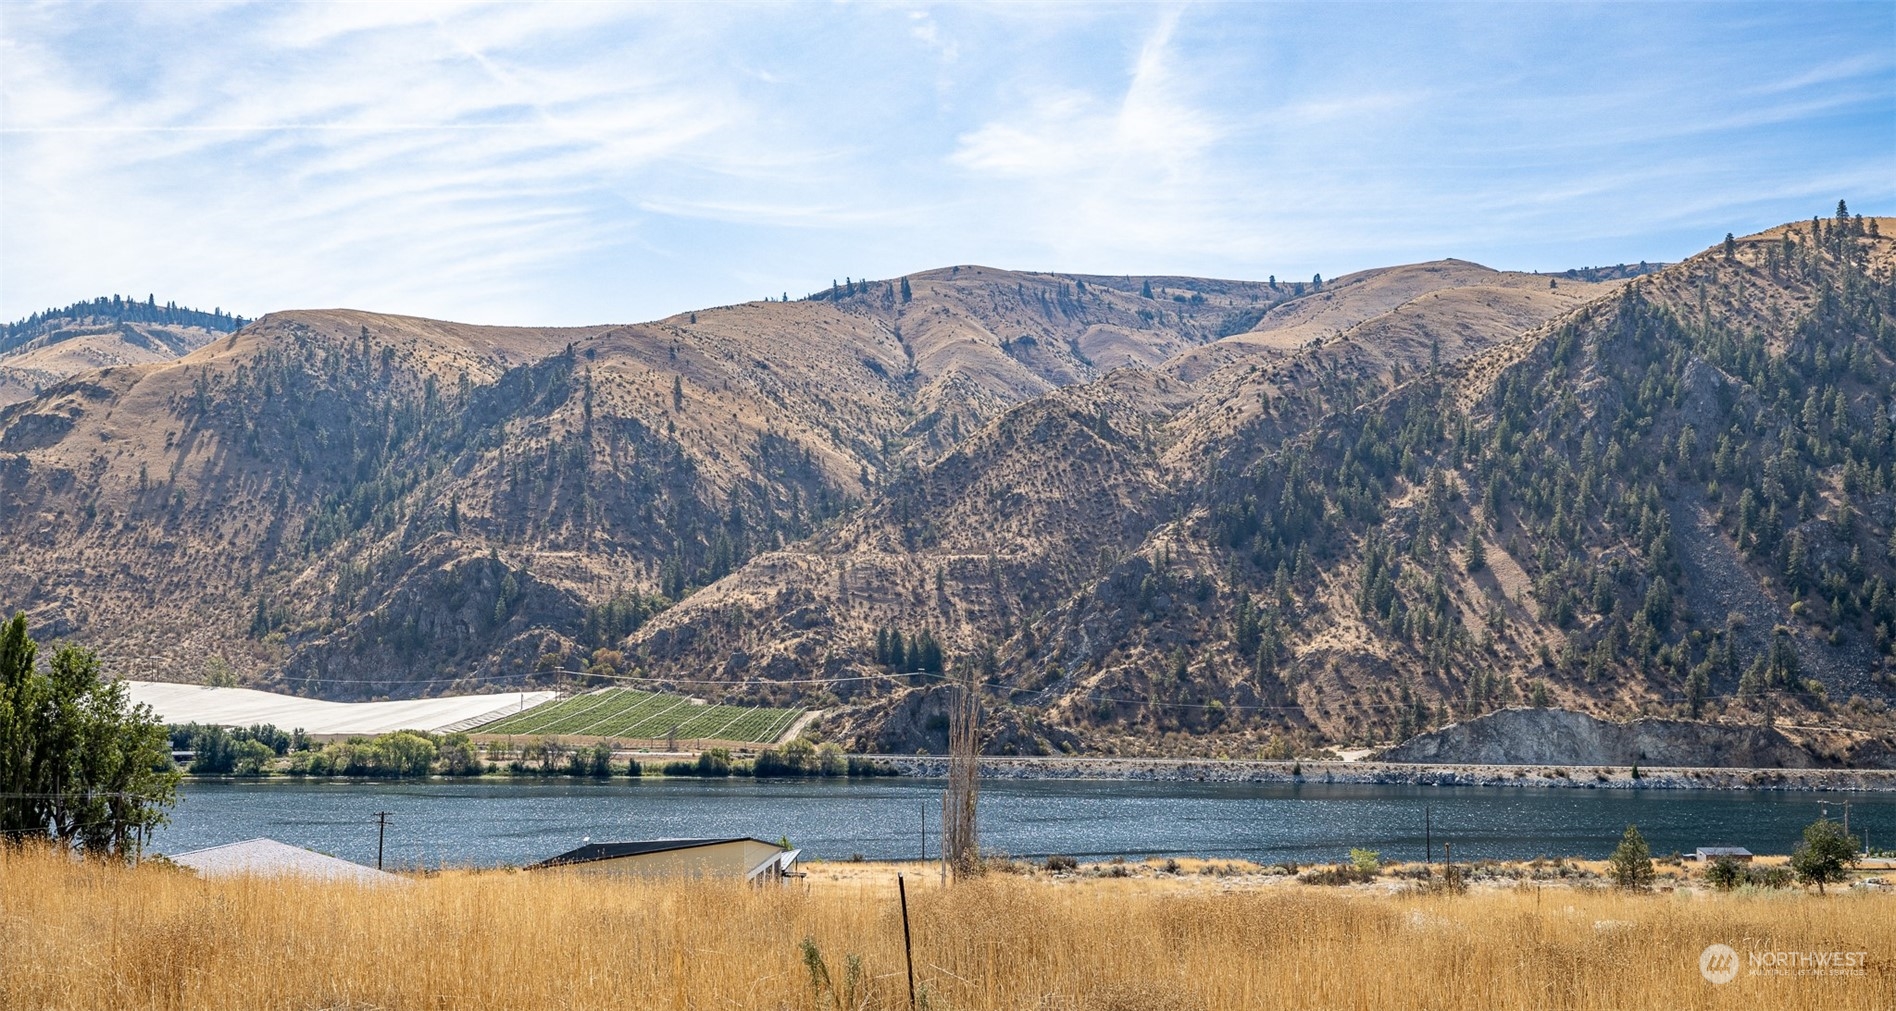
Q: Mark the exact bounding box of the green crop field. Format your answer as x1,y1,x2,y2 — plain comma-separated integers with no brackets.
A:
468,687,805,743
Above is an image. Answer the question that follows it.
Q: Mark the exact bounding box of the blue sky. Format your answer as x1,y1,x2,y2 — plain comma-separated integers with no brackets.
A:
2,2,1891,326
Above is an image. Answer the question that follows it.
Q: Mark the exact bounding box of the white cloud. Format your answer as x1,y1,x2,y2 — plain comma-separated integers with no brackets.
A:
1,2,1890,324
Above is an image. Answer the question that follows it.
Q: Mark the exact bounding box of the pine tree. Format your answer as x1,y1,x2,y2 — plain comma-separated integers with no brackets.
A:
1141,279,1154,299
1464,529,1487,573
900,276,912,303
1608,824,1654,890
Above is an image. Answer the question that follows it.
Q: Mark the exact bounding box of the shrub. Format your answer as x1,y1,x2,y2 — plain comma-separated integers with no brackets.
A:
1045,854,1078,873
1704,857,1743,891
1748,865,1793,889
1299,864,1375,886
1426,862,1468,894
1349,848,1381,874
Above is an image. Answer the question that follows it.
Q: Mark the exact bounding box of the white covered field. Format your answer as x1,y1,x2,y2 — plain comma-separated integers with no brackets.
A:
123,682,559,735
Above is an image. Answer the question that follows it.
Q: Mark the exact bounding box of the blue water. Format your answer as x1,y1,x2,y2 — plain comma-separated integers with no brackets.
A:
149,777,1896,870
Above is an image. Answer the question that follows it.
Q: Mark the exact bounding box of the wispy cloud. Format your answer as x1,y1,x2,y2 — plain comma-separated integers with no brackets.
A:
1,2,1890,325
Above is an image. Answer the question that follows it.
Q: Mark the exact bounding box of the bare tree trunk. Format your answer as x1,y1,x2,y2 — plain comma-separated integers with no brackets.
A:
941,664,981,880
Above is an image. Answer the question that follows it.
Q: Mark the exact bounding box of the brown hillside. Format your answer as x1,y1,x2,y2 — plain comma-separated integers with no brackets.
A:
623,262,1626,750
0,271,1253,695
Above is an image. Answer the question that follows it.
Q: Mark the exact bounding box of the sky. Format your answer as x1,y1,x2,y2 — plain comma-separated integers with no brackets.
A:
1,1,1892,327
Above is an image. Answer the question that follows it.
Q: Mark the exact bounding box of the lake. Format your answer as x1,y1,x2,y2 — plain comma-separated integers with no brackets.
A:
149,777,1896,870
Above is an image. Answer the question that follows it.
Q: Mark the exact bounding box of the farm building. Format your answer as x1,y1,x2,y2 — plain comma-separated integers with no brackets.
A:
1692,847,1754,862
168,838,404,885
528,838,802,883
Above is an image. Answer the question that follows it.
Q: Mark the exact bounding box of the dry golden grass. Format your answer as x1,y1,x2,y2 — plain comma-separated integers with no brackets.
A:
3,847,1893,1010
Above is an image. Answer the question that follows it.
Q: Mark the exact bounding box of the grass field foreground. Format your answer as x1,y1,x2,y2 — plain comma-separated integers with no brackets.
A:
4,846,1894,1010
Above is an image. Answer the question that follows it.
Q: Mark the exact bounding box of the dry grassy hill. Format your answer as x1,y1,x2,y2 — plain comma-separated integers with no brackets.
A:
0,323,223,406
622,263,1629,749
7,216,1894,761
626,217,1896,758
1,297,246,406
0,272,1252,697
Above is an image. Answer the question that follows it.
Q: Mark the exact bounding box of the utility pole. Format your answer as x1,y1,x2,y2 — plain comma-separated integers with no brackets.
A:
920,801,927,863
1424,805,1431,865
374,811,391,870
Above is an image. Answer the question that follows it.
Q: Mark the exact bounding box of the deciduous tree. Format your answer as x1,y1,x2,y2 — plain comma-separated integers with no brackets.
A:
0,614,178,859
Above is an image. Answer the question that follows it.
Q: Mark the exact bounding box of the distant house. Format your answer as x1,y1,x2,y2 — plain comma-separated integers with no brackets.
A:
528,837,802,883
1693,847,1754,862
169,838,404,885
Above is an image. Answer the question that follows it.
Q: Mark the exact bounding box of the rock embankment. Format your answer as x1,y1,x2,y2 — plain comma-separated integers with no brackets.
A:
1375,708,1831,768
872,755,1896,792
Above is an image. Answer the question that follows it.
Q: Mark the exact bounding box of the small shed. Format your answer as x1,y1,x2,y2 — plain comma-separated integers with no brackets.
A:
169,838,403,885
528,837,802,883
1693,846,1754,863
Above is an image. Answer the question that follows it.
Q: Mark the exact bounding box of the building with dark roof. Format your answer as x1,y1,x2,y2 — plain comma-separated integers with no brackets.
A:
528,837,802,883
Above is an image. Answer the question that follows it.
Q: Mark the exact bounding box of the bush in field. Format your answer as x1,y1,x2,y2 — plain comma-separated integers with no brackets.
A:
1045,854,1079,872
1350,849,1381,874
1748,865,1793,889
1300,864,1376,885
1704,857,1743,891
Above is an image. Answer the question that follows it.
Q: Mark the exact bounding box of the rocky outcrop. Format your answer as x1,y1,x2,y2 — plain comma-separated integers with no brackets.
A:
1378,708,1818,768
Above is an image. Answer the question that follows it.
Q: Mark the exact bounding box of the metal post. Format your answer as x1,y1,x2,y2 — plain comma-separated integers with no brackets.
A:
1424,804,1431,865
920,802,927,863
898,875,916,1010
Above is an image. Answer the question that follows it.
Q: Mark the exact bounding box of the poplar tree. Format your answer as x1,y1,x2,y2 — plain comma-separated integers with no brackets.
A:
0,614,177,859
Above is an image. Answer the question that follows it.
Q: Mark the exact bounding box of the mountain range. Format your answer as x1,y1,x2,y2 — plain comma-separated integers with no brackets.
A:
3,211,1892,759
